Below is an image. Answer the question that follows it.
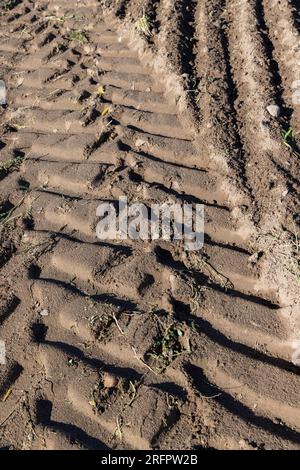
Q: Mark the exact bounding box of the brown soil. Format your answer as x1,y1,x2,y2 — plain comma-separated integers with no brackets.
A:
0,0,300,450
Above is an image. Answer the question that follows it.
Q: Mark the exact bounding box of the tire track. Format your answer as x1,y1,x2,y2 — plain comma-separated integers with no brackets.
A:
225,0,292,226
263,0,300,147
176,0,199,111
194,0,250,201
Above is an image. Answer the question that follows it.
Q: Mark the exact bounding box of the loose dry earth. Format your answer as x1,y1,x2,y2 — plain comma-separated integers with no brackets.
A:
0,0,300,450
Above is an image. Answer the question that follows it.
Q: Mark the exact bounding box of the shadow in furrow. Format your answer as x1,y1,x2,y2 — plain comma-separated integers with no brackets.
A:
36,399,108,450
186,363,300,444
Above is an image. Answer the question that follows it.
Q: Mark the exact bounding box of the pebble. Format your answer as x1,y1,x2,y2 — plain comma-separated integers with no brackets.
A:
40,309,49,317
0,80,7,105
266,104,281,118
102,372,118,389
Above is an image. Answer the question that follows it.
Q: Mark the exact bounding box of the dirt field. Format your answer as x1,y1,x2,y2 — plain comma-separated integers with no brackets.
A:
0,0,300,450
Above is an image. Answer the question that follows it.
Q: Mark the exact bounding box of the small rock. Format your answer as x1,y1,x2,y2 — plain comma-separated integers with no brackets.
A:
171,180,181,191
65,121,71,132
102,372,118,389
86,68,94,77
0,80,7,105
83,45,90,54
266,104,281,118
127,153,138,168
135,138,147,147
40,309,49,317
16,76,24,87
